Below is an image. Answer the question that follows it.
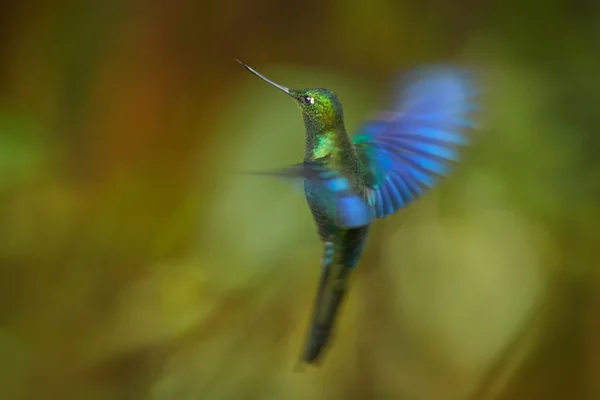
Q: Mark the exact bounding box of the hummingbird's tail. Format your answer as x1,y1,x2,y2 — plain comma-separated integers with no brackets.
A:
302,242,353,365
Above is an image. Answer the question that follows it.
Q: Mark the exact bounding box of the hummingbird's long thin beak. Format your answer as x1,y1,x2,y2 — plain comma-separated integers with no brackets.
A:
235,59,291,94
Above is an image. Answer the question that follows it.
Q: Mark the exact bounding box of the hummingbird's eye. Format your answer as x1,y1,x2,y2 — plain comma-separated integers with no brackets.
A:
301,96,315,105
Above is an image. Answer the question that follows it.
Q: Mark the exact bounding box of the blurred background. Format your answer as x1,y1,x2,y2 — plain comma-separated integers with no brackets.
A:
1,0,599,399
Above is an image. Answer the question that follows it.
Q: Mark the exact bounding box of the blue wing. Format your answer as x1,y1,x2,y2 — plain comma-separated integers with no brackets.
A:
244,161,374,229
353,66,480,218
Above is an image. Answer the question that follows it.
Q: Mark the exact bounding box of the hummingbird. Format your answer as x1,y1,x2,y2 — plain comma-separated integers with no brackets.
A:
235,59,479,365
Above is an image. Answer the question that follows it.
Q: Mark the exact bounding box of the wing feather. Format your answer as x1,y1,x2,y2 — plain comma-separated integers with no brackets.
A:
353,66,480,218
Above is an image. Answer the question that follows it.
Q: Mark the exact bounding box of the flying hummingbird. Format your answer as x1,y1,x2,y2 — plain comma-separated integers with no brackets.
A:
235,59,479,365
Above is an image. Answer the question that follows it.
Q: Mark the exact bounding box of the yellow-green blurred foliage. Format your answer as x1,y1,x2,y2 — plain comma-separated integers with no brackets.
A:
1,1,599,399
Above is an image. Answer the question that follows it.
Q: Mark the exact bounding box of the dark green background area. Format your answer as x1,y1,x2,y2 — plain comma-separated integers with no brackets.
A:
0,1,598,399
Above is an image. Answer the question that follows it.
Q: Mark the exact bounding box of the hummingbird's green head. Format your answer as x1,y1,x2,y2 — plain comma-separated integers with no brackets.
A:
236,60,344,132
289,88,344,131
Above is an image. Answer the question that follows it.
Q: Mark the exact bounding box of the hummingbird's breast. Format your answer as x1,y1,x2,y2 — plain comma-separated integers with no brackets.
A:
303,136,368,240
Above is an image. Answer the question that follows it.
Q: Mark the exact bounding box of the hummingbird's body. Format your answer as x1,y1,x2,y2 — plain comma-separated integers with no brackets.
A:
236,60,479,365
300,92,371,362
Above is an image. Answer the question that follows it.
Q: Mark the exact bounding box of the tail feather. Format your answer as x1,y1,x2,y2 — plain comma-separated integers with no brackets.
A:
302,245,352,364
303,277,348,363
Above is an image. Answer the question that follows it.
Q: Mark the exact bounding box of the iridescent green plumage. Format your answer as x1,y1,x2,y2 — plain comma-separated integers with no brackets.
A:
236,59,479,365
298,89,371,363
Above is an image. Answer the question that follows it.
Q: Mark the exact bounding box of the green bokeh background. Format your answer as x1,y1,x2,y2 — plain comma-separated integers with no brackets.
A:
1,1,599,399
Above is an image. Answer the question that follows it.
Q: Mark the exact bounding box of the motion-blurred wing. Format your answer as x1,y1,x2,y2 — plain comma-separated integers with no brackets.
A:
353,66,480,218
245,161,374,228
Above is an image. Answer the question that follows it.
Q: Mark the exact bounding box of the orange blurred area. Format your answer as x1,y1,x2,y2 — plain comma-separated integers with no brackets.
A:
1,1,599,399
